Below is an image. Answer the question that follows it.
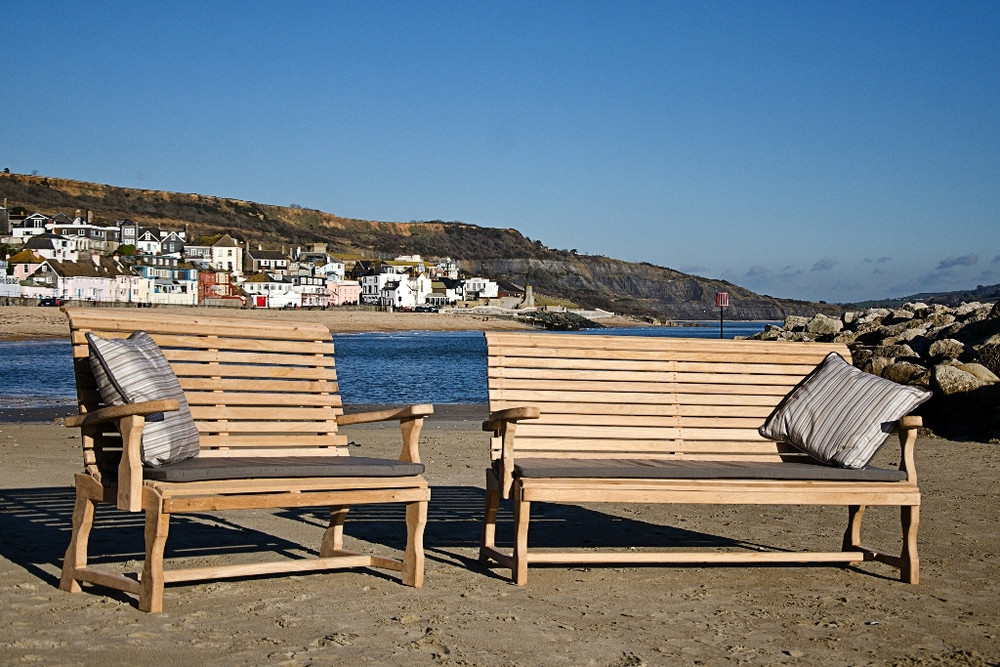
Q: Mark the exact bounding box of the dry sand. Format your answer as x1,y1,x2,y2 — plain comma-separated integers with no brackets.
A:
1,306,998,665
0,304,541,340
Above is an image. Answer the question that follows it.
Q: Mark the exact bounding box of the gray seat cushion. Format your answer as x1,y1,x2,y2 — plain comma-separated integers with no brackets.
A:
513,458,907,482
143,455,425,482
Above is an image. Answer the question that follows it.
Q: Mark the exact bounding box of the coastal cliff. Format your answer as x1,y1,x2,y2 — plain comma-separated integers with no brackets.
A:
4,172,838,320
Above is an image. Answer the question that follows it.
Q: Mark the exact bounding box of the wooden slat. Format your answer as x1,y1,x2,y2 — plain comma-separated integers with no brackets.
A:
197,434,349,448
169,363,338,381
185,392,344,408
179,377,342,395
189,406,342,421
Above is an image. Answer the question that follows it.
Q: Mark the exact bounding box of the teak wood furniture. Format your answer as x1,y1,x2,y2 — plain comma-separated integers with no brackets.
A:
60,308,432,612
480,332,922,585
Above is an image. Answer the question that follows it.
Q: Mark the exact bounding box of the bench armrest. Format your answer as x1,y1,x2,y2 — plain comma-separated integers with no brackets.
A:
482,406,541,432
896,415,922,484
64,399,181,428
64,399,182,512
483,406,541,499
338,404,434,463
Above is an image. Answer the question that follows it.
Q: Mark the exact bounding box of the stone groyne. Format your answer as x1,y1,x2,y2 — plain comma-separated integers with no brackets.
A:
747,301,1000,442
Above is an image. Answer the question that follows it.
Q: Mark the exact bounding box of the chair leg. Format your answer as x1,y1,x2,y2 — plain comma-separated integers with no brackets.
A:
900,505,920,584
402,500,427,588
480,471,501,562
842,504,866,564
139,498,170,613
60,477,100,593
512,493,530,586
320,505,350,556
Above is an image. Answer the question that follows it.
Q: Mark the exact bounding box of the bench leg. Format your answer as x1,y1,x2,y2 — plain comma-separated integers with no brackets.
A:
139,497,170,613
480,471,501,562
402,500,427,588
842,504,866,563
320,505,350,556
60,476,101,593
512,493,530,586
901,505,919,584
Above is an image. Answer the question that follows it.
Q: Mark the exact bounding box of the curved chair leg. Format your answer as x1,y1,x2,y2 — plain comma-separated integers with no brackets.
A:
60,475,101,593
139,497,170,613
402,500,427,587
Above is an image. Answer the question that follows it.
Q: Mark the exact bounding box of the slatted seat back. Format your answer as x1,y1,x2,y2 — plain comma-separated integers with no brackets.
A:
485,331,850,463
66,308,346,478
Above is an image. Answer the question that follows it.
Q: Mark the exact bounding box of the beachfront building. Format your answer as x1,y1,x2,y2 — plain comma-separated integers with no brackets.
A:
242,272,300,309
427,277,463,306
462,276,499,300
195,265,239,304
22,254,137,303
131,254,198,305
184,234,244,278
327,279,361,306
0,258,18,299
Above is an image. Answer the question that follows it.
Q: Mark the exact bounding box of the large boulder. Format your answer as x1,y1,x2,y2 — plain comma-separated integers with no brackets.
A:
957,362,1000,384
977,341,1000,376
932,364,989,395
805,313,843,336
929,338,966,361
882,361,930,387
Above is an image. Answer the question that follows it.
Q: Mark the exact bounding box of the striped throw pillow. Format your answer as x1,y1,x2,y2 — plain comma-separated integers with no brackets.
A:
759,352,931,469
87,331,200,466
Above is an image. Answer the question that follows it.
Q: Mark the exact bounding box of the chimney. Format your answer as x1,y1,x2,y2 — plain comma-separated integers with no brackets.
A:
92,251,101,267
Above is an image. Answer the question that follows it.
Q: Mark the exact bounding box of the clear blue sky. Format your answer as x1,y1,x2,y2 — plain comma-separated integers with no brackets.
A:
5,1,998,304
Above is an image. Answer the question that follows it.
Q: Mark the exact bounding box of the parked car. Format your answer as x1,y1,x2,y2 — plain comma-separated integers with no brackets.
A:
38,297,63,307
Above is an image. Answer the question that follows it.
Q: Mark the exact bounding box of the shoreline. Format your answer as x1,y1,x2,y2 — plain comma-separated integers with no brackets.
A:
0,304,771,341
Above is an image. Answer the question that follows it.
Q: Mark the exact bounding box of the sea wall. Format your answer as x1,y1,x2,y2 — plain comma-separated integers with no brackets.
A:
747,301,1000,442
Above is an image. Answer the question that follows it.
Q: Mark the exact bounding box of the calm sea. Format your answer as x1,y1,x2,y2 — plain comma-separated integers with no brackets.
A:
0,321,776,409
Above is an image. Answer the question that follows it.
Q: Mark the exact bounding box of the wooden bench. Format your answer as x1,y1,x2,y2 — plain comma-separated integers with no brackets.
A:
59,308,432,612
480,332,922,585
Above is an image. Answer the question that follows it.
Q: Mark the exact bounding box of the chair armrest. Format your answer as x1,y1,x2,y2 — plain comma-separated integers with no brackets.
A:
896,415,922,484
482,406,541,432
483,406,541,499
64,399,181,428
337,404,434,464
337,403,434,425
64,400,181,512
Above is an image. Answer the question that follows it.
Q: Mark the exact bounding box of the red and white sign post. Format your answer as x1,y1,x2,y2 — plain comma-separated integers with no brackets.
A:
714,292,730,339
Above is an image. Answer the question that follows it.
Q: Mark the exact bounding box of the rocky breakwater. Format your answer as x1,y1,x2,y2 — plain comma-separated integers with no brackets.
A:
747,301,1000,442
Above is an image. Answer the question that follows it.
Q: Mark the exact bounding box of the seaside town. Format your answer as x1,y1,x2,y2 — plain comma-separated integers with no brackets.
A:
0,203,551,315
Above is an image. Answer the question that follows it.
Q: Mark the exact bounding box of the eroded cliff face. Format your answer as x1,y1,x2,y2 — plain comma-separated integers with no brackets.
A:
464,256,841,320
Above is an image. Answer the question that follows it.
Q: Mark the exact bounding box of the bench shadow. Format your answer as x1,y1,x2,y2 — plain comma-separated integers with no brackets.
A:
1,485,831,594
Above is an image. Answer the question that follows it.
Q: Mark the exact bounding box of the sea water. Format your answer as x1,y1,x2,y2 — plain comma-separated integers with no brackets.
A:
0,322,776,408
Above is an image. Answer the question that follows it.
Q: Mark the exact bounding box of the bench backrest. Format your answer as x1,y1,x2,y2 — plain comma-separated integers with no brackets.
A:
485,331,850,463
65,308,347,478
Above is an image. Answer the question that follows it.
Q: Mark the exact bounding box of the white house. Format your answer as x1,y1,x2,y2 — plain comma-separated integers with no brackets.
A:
25,233,79,263
242,273,300,309
184,234,243,278
23,254,134,303
11,212,49,240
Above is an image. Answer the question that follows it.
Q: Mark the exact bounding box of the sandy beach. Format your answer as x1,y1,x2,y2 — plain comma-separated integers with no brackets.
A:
1,306,998,665
0,304,544,341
